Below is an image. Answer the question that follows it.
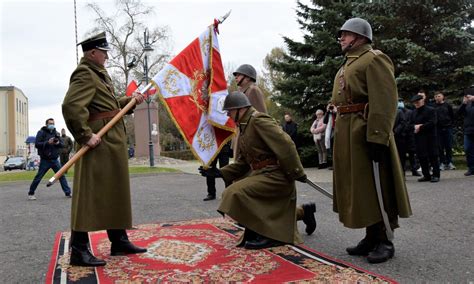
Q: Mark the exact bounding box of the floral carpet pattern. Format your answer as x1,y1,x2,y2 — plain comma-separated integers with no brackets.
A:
46,218,396,283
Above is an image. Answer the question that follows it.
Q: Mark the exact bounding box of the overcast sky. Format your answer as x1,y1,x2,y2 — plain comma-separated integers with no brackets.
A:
0,0,305,136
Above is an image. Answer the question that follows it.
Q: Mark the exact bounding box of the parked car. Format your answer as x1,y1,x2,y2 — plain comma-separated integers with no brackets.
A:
4,157,27,171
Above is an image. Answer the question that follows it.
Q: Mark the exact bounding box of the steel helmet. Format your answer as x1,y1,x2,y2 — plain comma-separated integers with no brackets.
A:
338,17,372,43
233,64,257,82
223,91,251,111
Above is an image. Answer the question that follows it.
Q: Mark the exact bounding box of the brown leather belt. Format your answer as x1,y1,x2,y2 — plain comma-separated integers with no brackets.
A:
251,158,278,170
337,103,367,114
88,109,121,122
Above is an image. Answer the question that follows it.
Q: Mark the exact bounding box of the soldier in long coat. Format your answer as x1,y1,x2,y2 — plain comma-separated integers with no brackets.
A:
63,32,147,267
330,18,412,264
233,64,267,113
202,91,309,249
231,64,268,159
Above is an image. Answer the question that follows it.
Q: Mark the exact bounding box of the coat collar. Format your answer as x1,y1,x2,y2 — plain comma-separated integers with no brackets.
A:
238,107,256,132
80,57,107,72
238,81,255,94
345,43,373,58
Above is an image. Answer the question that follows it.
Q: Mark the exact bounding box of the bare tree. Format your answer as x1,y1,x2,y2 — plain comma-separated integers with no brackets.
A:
85,0,173,149
86,0,172,96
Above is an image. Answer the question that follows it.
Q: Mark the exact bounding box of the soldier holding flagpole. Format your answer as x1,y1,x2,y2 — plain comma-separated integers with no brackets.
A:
63,32,147,267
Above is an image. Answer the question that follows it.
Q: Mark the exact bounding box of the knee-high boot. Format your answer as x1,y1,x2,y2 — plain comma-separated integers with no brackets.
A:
296,203,317,235
366,222,395,264
107,229,147,256
70,230,106,266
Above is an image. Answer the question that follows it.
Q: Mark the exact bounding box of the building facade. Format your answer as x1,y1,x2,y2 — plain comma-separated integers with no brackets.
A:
0,86,29,158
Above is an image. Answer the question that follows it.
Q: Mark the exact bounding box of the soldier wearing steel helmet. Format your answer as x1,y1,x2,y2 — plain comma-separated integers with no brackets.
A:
231,64,268,159
200,91,313,249
233,64,267,113
330,18,412,263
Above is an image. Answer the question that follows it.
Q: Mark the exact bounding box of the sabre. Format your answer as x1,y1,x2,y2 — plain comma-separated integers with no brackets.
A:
46,84,154,187
372,161,394,241
305,178,333,200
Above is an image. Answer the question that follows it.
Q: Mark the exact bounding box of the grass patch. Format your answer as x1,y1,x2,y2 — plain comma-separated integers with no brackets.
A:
0,166,179,182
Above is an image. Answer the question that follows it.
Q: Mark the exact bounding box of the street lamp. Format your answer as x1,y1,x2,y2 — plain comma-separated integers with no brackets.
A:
143,29,155,167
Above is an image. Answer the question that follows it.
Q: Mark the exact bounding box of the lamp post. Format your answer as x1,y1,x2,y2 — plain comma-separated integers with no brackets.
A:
143,29,155,167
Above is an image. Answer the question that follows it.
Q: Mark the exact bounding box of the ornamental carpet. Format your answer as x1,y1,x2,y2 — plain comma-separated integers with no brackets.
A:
46,218,396,283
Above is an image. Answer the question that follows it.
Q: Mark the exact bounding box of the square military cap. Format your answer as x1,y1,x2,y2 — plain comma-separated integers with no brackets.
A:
410,94,424,103
78,32,111,52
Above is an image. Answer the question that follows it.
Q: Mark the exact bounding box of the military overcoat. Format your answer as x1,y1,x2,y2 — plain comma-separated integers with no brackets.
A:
218,107,305,244
239,81,267,113
63,57,135,232
331,44,412,229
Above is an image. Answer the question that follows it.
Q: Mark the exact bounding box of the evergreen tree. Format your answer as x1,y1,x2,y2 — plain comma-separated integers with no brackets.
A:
267,1,353,116
267,0,473,165
269,0,472,110
358,0,473,100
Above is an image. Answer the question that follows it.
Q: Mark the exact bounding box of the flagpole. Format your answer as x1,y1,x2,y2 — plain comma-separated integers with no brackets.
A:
46,96,145,187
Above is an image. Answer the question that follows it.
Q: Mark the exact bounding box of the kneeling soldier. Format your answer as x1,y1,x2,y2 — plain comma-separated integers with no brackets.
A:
200,91,315,249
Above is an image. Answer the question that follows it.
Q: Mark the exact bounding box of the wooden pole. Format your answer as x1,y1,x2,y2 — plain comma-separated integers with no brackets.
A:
47,97,138,187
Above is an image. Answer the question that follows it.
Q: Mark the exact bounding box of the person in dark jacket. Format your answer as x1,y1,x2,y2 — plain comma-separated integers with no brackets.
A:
394,100,421,176
434,92,455,170
28,118,72,200
282,113,298,145
59,128,74,172
203,142,231,201
458,89,474,176
411,95,440,182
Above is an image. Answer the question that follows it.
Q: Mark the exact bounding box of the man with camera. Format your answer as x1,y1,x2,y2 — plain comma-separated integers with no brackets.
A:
28,118,72,200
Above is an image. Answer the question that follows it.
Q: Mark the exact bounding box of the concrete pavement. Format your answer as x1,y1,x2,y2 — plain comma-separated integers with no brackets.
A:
0,161,472,282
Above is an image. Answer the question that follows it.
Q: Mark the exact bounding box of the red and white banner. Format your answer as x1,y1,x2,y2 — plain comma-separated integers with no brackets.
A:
125,79,139,97
151,23,235,166
127,79,156,98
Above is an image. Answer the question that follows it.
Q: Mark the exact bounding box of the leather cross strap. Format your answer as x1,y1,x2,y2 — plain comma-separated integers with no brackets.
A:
251,158,278,171
337,103,367,114
88,109,121,122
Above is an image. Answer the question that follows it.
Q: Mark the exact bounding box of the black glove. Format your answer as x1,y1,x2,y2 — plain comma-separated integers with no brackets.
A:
296,174,307,183
368,142,388,163
198,166,222,178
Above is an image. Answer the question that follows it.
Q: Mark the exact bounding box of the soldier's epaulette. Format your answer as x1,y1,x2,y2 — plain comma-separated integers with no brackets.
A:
252,111,271,118
369,49,383,56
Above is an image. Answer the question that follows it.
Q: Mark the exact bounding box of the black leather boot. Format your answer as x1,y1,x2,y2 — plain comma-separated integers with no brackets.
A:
346,238,377,256
367,241,395,263
236,228,257,247
107,229,147,256
244,234,284,250
302,203,317,235
203,194,216,201
70,231,106,267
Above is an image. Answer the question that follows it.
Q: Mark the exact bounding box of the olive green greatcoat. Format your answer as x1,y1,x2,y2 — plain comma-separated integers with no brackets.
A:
233,81,268,158
63,57,135,232
218,107,305,244
238,81,267,113
331,44,412,229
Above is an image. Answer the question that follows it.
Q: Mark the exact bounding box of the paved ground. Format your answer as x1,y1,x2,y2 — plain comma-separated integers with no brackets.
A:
0,161,473,283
